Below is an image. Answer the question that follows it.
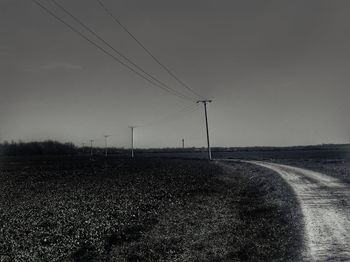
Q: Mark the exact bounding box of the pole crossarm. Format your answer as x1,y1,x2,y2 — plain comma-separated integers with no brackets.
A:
196,100,212,104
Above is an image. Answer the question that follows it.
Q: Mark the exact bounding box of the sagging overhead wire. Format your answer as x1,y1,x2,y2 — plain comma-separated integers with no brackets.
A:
96,0,206,100
138,103,201,128
97,104,200,140
51,0,197,102
31,0,197,102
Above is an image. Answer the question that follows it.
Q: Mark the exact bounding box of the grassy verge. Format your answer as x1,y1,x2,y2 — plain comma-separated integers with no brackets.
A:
218,162,304,261
0,157,303,261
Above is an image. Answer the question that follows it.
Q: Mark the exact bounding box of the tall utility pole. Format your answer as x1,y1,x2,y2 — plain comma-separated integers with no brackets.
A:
182,138,185,149
104,135,109,157
197,100,212,160
129,126,135,158
90,139,94,156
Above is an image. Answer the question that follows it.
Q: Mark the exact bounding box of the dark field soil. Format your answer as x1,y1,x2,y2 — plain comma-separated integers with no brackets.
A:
0,157,303,261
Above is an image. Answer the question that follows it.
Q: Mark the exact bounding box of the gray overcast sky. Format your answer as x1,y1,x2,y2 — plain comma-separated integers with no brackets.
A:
1,0,349,148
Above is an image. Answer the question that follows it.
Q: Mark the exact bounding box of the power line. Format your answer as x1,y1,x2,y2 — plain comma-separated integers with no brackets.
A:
96,0,205,99
105,104,200,138
51,0,197,102
31,0,196,102
139,103,200,128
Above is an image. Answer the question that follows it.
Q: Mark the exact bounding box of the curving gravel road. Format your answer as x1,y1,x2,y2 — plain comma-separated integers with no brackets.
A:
238,160,350,261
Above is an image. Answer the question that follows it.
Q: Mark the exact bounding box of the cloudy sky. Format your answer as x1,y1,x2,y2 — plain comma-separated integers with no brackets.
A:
1,0,349,148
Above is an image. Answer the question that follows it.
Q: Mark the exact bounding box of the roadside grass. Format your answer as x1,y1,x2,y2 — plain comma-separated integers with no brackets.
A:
0,157,303,261
225,163,304,261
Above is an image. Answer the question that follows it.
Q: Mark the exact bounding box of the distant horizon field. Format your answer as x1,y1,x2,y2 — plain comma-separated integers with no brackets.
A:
1,142,349,160
137,146,350,160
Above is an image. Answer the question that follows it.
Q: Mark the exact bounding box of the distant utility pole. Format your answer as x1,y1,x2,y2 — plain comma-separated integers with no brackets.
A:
129,126,135,158
182,138,185,149
197,100,212,160
104,135,109,157
90,139,94,156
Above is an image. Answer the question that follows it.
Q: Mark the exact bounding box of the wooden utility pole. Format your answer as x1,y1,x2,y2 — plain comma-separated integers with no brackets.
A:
182,138,185,149
104,135,109,157
197,100,212,160
90,139,94,156
129,126,135,158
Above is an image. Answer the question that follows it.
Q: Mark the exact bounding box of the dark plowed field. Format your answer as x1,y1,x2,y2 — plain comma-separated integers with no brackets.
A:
0,157,303,261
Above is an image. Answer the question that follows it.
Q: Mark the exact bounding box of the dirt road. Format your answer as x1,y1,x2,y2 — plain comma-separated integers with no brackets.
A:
220,160,350,261
246,161,350,261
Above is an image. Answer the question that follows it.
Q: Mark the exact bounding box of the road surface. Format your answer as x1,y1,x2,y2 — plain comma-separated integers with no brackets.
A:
219,160,350,261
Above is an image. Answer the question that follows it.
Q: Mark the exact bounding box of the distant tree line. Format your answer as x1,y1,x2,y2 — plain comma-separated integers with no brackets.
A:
0,140,77,156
